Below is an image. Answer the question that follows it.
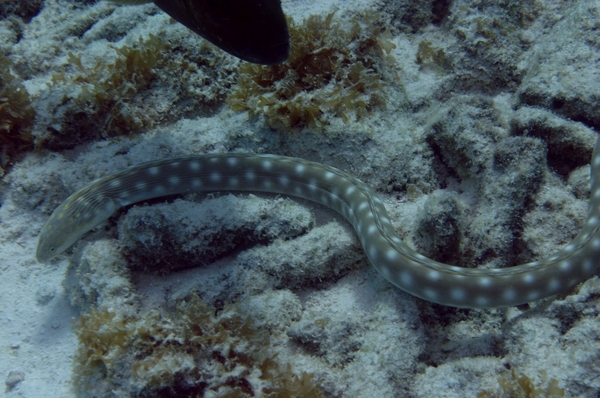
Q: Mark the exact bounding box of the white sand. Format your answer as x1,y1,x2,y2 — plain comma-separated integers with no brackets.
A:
2,0,600,397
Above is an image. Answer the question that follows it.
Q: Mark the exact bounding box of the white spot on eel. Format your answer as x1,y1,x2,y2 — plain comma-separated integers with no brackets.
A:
36,144,600,308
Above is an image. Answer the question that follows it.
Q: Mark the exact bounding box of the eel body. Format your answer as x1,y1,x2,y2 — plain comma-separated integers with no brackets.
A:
37,141,600,308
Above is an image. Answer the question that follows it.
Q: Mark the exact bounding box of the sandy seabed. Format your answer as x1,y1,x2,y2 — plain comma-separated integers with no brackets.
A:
1,0,600,397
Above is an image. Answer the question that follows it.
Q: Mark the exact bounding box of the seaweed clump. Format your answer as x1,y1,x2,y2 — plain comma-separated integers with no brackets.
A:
74,293,322,397
416,40,452,73
42,32,237,151
226,12,396,130
42,34,169,150
478,369,565,398
0,54,35,175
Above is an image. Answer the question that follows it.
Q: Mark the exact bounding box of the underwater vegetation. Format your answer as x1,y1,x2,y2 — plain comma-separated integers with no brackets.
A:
42,34,169,150
0,53,35,175
416,40,452,73
226,12,396,130
3,11,399,166
40,30,237,151
74,292,323,397
478,369,565,398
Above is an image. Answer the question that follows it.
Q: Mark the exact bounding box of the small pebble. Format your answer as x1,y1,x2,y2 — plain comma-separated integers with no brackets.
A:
5,371,25,389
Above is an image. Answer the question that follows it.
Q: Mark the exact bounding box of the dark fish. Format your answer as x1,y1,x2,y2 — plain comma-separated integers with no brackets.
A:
114,0,290,64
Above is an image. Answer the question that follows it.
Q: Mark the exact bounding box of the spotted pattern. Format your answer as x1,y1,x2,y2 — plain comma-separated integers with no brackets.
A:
36,141,600,308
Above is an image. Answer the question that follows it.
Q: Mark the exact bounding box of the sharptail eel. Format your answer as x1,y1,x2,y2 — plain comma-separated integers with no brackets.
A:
37,139,600,308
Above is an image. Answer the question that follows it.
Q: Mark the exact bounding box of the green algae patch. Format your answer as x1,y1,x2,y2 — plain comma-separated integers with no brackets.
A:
38,28,239,152
74,292,323,397
478,369,565,398
42,34,169,150
226,12,397,131
0,54,35,175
